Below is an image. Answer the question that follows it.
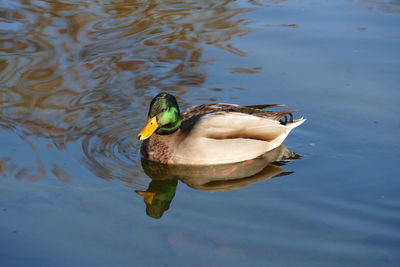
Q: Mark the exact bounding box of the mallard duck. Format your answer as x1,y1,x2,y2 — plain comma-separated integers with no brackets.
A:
137,92,305,165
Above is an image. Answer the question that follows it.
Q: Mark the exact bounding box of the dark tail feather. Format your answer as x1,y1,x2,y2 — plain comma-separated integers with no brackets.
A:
277,110,296,124
264,110,298,123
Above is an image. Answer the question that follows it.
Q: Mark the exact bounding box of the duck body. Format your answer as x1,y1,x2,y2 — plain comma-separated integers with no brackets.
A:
138,95,305,165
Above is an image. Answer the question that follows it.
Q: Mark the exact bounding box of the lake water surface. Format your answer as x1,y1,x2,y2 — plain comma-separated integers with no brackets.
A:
1,0,400,266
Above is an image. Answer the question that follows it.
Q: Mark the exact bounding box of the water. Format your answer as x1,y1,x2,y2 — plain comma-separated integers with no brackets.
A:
1,0,400,266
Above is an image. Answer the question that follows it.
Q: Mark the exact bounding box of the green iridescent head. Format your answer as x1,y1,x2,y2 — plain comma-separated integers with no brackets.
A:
137,93,182,140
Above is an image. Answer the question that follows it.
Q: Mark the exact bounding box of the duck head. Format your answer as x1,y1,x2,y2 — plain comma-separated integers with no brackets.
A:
137,93,182,140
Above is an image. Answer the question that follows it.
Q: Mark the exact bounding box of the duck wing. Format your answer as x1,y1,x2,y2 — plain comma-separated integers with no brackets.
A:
194,112,304,142
182,103,290,121
174,112,305,165
242,104,287,109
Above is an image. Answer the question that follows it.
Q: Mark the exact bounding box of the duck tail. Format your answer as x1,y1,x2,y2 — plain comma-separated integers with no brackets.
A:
286,117,306,129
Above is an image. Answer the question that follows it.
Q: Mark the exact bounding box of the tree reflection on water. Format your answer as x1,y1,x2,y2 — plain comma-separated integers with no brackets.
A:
0,0,252,182
1,0,397,185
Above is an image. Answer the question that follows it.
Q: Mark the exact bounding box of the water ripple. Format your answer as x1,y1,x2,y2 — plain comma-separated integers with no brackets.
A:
81,112,143,185
0,0,255,185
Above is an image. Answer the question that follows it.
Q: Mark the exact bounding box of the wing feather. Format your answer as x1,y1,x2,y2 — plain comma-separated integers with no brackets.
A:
243,104,287,109
173,112,305,164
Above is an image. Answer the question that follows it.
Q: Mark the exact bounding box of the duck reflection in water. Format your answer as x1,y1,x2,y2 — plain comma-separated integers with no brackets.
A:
136,179,178,219
136,144,300,219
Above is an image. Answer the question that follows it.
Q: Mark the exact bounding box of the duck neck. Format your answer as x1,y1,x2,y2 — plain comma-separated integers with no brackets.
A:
156,119,181,135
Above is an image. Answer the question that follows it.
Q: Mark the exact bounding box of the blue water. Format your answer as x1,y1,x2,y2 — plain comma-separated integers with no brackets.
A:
1,0,400,266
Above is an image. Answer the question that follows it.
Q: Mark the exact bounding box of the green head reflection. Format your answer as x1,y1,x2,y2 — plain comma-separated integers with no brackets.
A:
136,179,178,219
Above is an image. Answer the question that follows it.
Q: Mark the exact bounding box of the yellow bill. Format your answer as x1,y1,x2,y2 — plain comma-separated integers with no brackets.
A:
135,191,156,205
137,116,158,140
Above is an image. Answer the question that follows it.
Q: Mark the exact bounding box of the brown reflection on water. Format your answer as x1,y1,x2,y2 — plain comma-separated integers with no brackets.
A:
0,157,47,183
229,66,263,74
0,0,253,183
1,0,396,185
